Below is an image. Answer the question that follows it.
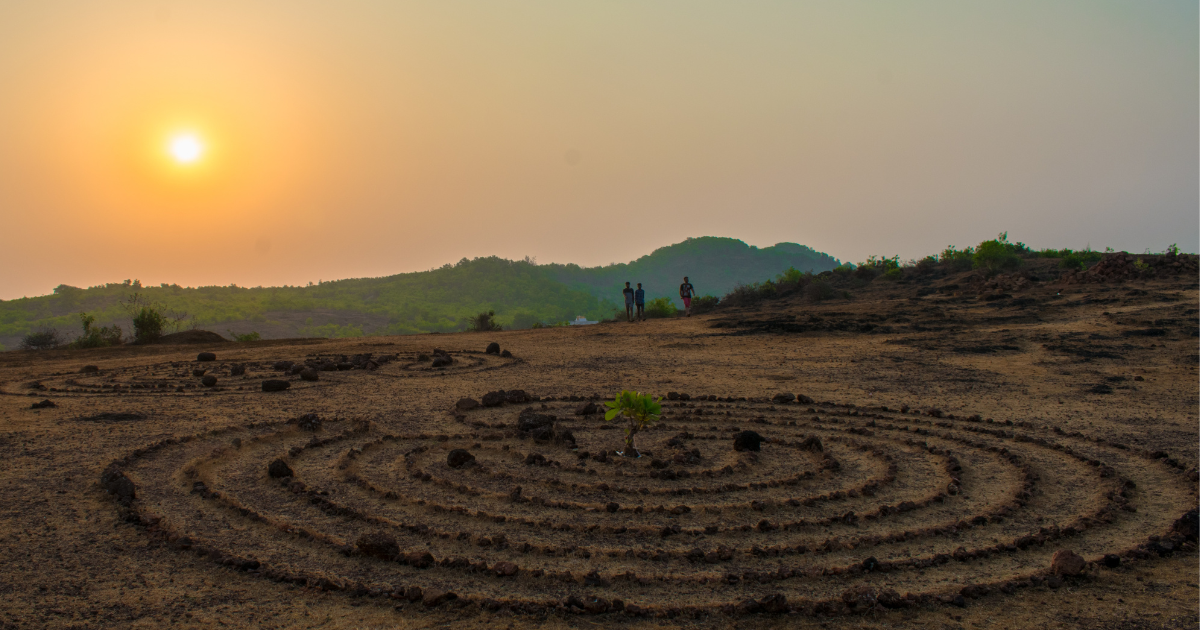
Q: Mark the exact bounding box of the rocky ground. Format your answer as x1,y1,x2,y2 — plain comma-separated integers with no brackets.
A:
0,262,1196,630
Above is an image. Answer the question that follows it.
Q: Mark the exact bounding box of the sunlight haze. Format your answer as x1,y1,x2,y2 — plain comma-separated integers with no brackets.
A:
0,1,1195,299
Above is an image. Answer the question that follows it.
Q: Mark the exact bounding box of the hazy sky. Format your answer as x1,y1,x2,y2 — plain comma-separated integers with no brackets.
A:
1,1,1196,299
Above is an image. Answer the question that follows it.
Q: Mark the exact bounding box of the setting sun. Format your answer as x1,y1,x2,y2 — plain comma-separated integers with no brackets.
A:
168,133,203,164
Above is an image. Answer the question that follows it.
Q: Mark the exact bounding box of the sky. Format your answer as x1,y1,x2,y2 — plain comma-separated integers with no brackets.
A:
0,1,1196,300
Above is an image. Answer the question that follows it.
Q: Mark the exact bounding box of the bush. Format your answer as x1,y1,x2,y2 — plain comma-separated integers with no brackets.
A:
690,295,720,314
973,235,1023,273
644,297,677,318
466,310,503,332
132,307,167,343
940,246,975,271
883,267,904,281
229,331,262,342
20,328,63,351
915,256,938,274
805,280,836,302
776,267,807,285
72,312,123,349
531,321,568,329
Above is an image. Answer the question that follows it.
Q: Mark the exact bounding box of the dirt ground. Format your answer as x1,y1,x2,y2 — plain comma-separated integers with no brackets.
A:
0,268,1196,630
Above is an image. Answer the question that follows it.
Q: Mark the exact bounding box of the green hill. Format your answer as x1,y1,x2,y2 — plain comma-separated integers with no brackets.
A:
0,237,840,348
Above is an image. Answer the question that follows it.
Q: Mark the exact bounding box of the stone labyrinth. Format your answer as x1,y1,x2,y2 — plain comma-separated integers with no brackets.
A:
8,350,515,400
101,391,1197,617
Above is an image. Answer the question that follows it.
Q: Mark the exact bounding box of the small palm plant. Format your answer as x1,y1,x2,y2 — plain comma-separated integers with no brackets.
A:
603,390,662,457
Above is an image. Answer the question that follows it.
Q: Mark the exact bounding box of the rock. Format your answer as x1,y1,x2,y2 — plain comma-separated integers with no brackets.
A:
100,465,136,506
877,589,905,608
299,368,319,382
1050,549,1086,576
262,380,291,392
446,449,476,469
606,502,620,513
80,365,99,373
431,355,452,368
289,364,305,375
405,551,435,568
505,389,530,404
197,352,217,362
799,436,823,452
293,413,322,431
192,369,207,377
733,430,764,452
583,570,611,587
422,588,456,607
554,429,576,447
319,361,337,372
575,402,600,416
517,412,555,434
485,342,501,355
230,364,246,376
481,391,506,407
1089,383,1114,394
760,593,788,613
840,585,877,609
492,561,519,577
267,458,294,478
200,375,218,387
455,398,480,411
356,532,398,560
796,394,815,404
336,362,354,371
1171,508,1199,541
1102,554,1121,568
772,393,796,404
30,399,56,409
667,392,680,400
500,349,512,358
530,425,554,443
273,360,293,371
524,453,546,466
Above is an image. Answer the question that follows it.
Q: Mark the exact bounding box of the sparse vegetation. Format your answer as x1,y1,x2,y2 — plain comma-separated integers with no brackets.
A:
644,297,677,318
972,233,1025,274
603,390,661,457
466,310,503,332
20,327,63,351
229,331,262,342
72,312,123,349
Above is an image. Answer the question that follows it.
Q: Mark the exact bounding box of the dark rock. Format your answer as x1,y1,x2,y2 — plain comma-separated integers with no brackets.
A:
796,394,815,404
100,465,136,506
1089,383,1114,394
447,449,476,469
485,342,500,355
80,365,99,373
481,391,506,407
201,375,217,387
505,390,529,404
299,368,319,382
524,453,546,466
1050,549,1086,576
530,425,554,443
799,436,824,452
422,588,456,607
455,398,480,411
554,429,576,446
1102,554,1121,568
760,593,788,613
583,570,611,587
336,362,354,371
517,412,555,434
877,589,905,608
268,458,294,478
605,502,619,513
289,364,306,375
197,352,217,362
272,360,293,371
319,362,338,372
667,392,679,400
772,393,796,404
733,430,764,452
841,585,878,609
1171,508,1199,541
356,532,398,560
30,399,56,409
405,551,435,568
294,413,322,431
192,369,207,377
230,364,246,376
575,402,600,416
492,561,519,577
500,349,512,358
262,380,290,392
431,355,453,368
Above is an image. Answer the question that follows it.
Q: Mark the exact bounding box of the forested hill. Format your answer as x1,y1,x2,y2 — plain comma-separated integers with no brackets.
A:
0,237,840,347
544,237,840,302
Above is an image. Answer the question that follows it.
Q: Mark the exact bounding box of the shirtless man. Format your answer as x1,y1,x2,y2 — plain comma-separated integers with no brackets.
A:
622,282,636,322
679,276,695,317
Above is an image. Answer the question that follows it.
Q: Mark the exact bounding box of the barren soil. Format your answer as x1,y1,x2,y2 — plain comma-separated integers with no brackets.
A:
1,268,1197,630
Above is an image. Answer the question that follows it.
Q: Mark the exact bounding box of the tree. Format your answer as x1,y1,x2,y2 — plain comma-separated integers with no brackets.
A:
603,390,662,457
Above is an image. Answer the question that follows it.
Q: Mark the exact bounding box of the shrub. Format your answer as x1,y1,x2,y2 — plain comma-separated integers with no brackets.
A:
776,267,807,285
20,328,63,351
940,246,975,271
973,234,1023,273
883,267,904,281
1060,249,1102,270
465,310,503,332
72,312,123,349
229,331,262,342
603,390,661,457
805,280,836,302
132,307,167,343
531,321,569,329
644,297,677,318
915,256,938,274
690,295,720,314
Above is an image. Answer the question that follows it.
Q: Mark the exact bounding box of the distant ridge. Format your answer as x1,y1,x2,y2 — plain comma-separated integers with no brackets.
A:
0,237,840,346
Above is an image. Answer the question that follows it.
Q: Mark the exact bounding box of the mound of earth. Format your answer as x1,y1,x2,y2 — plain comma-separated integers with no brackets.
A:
149,330,230,345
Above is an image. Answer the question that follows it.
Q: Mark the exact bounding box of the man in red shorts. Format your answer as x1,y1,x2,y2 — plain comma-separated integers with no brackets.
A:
679,276,695,317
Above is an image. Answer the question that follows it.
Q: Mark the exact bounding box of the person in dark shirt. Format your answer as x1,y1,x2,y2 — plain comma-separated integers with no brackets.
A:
679,276,695,316
634,283,646,321
622,282,635,322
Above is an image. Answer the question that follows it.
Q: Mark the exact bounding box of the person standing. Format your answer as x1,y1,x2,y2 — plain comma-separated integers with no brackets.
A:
679,276,695,317
622,282,636,322
634,283,646,321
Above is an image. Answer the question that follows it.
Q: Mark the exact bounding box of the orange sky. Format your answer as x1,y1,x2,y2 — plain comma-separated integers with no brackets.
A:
0,1,1196,299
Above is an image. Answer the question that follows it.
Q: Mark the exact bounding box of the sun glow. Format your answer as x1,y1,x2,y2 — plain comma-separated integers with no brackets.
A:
168,133,204,164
